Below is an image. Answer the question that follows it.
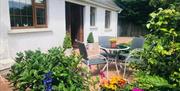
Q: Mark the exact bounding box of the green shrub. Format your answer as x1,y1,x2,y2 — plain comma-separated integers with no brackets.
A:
131,8,180,89
87,32,94,43
125,71,172,91
7,47,89,91
63,33,72,49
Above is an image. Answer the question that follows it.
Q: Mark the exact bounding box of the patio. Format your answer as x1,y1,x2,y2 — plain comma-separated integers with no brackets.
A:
0,37,134,91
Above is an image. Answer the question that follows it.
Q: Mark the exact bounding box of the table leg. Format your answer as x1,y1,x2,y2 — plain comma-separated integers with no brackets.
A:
115,56,120,75
102,63,109,79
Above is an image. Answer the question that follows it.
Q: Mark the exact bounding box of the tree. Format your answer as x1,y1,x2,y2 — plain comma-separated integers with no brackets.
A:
114,0,180,25
115,0,155,25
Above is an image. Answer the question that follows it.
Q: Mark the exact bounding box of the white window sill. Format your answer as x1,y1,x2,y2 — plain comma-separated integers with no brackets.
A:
8,28,52,34
90,26,98,30
105,28,112,32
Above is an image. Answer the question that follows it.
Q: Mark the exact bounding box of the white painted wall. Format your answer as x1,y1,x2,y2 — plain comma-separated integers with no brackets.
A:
0,0,66,57
83,3,118,43
0,0,119,58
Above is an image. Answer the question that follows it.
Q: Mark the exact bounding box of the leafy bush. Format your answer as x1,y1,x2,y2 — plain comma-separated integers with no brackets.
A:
7,47,89,91
131,8,180,89
125,71,172,91
87,32,94,43
63,33,72,49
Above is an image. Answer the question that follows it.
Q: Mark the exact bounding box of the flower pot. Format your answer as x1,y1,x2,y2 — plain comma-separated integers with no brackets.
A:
87,43,94,50
64,48,73,56
111,42,117,48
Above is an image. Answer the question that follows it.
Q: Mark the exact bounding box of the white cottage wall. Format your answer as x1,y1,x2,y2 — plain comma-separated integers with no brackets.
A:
0,0,66,57
0,0,119,58
82,2,118,43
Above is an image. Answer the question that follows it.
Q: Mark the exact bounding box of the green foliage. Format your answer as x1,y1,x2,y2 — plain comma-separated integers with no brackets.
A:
131,8,180,89
63,33,72,49
7,47,89,91
149,0,180,11
87,32,94,43
125,71,172,90
115,0,156,25
115,0,180,25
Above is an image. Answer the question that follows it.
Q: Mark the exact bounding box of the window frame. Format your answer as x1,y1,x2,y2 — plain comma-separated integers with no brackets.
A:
105,10,111,29
10,0,47,29
90,6,96,27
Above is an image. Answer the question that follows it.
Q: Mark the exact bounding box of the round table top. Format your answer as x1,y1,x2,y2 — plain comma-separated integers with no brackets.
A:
100,46,130,51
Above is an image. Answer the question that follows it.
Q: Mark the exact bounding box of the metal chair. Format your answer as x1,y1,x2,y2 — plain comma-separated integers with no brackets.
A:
76,40,109,78
98,36,114,48
122,37,145,78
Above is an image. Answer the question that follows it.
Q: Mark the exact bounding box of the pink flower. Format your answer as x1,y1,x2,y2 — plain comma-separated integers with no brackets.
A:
99,70,106,78
132,87,144,91
89,65,92,69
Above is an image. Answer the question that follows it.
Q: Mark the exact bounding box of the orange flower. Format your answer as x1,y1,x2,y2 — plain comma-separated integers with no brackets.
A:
100,75,127,90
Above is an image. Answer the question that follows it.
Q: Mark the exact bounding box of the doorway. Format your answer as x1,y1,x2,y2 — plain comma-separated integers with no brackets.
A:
65,2,84,48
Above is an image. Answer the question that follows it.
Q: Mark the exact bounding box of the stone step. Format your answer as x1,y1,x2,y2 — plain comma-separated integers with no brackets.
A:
0,58,15,76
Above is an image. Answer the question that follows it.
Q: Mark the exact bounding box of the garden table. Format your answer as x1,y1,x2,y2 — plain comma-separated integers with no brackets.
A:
100,46,130,76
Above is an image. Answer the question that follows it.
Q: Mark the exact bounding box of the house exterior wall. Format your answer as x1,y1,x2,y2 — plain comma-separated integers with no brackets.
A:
0,0,119,58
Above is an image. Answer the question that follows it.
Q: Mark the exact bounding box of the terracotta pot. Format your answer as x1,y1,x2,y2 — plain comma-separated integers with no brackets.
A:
64,48,73,56
87,43,94,50
111,42,117,48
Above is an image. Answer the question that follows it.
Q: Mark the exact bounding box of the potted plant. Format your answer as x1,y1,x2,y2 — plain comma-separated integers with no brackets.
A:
109,38,117,48
63,33,72,56
87,32,94,50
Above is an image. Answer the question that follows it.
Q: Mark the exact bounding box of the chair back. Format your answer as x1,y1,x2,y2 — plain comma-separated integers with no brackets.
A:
130,37,145,50
76,40,88,60
98,36,114,48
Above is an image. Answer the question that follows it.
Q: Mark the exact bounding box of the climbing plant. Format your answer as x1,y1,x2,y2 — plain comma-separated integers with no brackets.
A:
132,8,180,90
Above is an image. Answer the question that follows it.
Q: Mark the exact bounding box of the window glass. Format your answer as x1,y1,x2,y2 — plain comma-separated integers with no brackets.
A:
35,0,45,4
105,10,111,28
36,8,46,25
9,0,47,28
90,7,96,26
9,0,33,27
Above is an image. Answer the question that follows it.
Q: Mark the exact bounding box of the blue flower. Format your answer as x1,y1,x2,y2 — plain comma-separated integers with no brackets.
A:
43,71,53,91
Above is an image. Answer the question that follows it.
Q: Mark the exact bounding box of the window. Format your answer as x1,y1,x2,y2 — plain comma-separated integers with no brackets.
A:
105,10,111,28
90,7,96,26
9,0,47,28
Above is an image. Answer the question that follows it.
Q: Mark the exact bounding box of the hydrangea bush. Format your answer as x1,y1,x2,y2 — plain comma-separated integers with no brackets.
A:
7,47,89,91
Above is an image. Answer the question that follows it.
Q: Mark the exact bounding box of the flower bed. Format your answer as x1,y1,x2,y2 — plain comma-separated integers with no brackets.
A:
100,76,127,90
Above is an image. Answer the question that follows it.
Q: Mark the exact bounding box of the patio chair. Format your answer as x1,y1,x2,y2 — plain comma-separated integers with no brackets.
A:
98,36,114,48
122,37,145,78
76,40,109,77
98,36,118,59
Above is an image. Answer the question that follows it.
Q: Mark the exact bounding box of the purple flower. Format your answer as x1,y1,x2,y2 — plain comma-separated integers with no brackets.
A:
132,87,144,91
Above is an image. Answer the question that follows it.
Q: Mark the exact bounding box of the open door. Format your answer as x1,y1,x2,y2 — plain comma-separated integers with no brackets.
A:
66,2,84,48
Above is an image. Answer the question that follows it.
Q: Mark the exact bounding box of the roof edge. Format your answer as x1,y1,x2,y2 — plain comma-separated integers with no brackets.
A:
83,0,122,12
65,0,122,12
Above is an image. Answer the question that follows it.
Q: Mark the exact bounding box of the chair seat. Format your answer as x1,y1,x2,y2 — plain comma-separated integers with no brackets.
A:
83,58,107,65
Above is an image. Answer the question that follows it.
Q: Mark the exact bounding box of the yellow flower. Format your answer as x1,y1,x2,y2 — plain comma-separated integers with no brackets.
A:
100,75,126,90
109,38,117,42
